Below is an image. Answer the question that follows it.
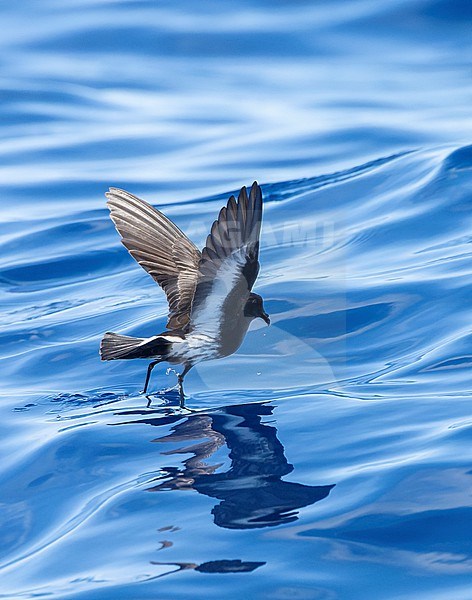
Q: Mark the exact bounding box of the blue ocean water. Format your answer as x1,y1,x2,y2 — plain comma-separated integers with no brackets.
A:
1,1,471,598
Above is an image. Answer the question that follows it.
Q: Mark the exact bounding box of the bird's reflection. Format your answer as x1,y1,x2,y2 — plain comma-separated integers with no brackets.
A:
144,559,266,580
121,401,334,529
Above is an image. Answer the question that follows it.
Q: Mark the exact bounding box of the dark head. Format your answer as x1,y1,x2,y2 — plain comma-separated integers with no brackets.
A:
244,293,270,325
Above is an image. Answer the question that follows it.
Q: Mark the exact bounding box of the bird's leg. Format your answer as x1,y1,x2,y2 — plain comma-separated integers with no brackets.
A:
177,364,193,407
142,360,161,395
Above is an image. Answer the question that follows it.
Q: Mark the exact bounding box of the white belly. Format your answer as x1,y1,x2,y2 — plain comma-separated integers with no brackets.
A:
168,314,252,365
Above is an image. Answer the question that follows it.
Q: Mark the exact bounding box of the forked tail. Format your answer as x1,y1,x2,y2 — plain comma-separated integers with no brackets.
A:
100,332,173,361
100,332,146,360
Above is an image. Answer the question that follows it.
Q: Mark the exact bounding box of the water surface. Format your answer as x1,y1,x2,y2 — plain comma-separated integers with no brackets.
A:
1,1,471,598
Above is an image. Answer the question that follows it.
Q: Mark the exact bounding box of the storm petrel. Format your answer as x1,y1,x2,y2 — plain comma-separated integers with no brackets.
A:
100,182,269,400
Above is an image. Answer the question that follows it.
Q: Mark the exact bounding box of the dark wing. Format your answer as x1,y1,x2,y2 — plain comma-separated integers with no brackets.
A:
189,181,263,336
106,188,201,331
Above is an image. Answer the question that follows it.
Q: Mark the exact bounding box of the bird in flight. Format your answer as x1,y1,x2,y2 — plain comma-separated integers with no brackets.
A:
100,182,269,402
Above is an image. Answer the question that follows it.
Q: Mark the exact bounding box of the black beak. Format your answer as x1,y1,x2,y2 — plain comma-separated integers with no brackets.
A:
261,312,270,326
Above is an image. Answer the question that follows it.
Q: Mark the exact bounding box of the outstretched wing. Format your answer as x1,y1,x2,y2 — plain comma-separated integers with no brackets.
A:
189,181,263,336
106,188,201,331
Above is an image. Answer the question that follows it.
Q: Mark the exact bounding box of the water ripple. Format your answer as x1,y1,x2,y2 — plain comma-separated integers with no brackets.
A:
1,1,471,598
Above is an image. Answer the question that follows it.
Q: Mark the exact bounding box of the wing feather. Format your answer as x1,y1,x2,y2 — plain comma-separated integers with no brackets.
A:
106,188,201,331
189,181,263,336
